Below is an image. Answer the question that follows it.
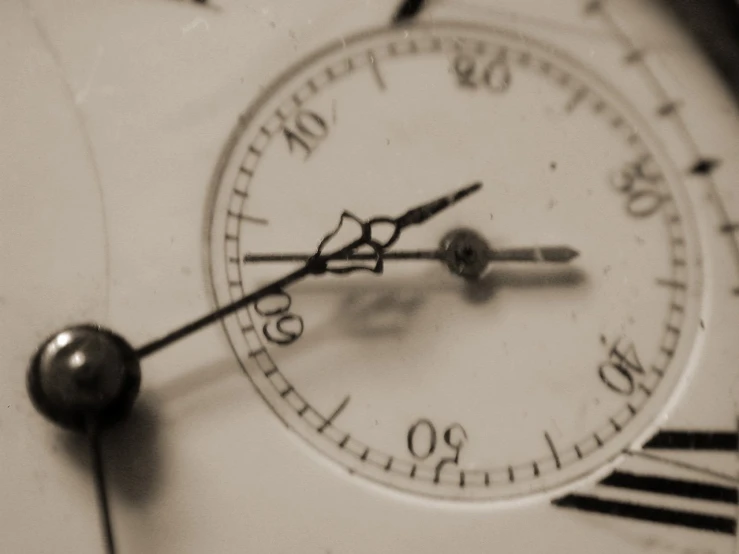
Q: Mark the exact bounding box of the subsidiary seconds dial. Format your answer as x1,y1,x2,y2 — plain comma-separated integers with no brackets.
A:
207,22,702,501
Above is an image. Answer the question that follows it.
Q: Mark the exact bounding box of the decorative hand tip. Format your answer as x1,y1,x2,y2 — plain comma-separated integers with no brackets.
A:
307,182,483,276
393,182,482,231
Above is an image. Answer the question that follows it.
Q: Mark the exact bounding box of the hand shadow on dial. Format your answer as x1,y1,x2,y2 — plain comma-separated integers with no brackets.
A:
462,266,588,304
290,264,587,324
60,394,164,507
266,264,587,366
88,266,588,430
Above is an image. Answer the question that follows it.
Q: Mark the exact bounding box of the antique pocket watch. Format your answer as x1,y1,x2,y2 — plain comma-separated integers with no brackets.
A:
3,1,739,552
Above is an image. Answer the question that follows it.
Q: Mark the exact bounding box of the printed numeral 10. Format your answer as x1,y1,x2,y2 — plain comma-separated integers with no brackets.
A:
283,109,329,159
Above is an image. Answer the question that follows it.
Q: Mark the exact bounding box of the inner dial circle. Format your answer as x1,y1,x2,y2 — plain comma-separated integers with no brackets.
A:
208,23,702,501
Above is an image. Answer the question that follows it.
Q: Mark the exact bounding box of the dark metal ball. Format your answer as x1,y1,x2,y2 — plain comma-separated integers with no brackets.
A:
27,324,141,431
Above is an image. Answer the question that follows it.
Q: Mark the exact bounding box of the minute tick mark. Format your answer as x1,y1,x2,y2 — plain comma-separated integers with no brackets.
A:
392,0,426,24
690,158,721,176
544,432,561,469
656,278,687,290
318,395,351,433
657,101,681,117
228,211,268,225
564,88,587,113
624,49,644,64
367,51,387,91
720,222,739,234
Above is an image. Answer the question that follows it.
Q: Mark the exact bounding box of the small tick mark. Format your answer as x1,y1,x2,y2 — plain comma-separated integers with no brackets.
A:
690,158,721,176
624,50,644,64
720,222,739,233
584,0,602,14
656,278,686,290
657,101,681,117
651,365,665,377
392,0,426,24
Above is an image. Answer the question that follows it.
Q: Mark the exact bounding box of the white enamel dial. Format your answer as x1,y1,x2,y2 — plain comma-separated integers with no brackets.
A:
208,21,702,501
2,1,739,553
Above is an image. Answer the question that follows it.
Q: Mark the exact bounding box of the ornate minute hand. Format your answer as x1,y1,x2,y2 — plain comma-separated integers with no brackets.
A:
28,182,482,430
134,182,481,358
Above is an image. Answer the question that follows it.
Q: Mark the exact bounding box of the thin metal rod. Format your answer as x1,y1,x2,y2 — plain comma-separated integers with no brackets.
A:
87,422,116,554
244,250,441,262
135,264,311,358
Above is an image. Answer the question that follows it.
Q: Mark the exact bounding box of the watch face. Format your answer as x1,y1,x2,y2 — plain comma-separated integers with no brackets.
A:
3,1,739,553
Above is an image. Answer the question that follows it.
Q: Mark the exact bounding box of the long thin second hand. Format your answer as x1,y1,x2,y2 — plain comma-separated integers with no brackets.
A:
242,246,580,263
